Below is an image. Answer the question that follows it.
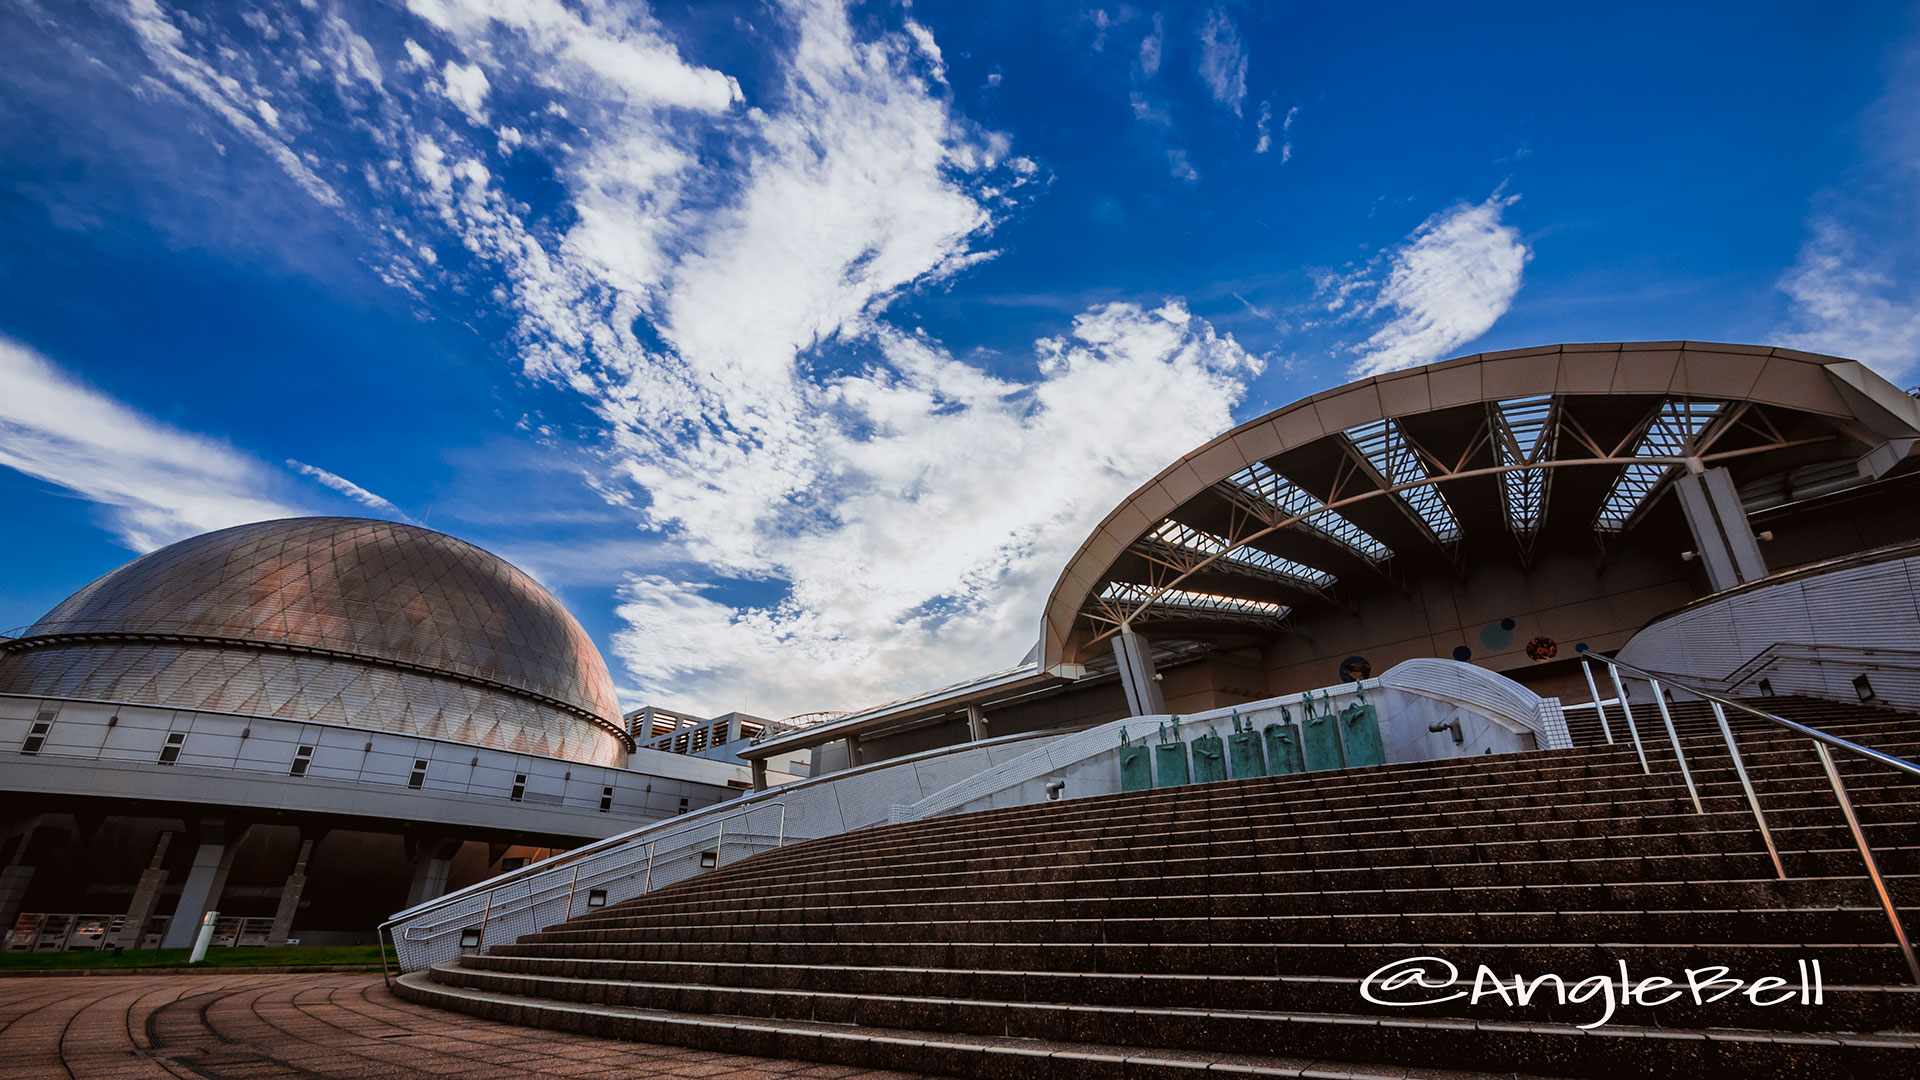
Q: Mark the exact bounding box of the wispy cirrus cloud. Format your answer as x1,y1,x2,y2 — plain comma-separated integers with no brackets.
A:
91,0,1259,717
1197,6,1248,117
1335,192,1532,377
286,459,412,521
1777,39,1920,383
0,338,304,552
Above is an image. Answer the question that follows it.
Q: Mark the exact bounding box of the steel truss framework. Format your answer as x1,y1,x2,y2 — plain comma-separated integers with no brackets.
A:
1079,395,1831,649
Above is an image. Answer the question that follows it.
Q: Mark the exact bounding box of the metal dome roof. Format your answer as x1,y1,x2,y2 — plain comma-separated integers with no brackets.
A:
0,518,631,762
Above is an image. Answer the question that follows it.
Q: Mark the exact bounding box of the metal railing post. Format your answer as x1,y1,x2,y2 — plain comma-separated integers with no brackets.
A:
1607,664,1651,774
478,888,494,953
1711,701,1784,880
777,805,787,848
1648,678,1703,814
1812,741,1920,986
644,841,655,893
564,864,581,921
1580,659,1615,744
715,820,725,869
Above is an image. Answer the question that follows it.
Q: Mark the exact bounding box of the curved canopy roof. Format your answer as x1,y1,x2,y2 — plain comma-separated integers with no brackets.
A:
1041,341,1920,670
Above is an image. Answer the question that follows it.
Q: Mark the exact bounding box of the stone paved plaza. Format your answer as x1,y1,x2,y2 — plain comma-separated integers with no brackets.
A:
0,974,933,1080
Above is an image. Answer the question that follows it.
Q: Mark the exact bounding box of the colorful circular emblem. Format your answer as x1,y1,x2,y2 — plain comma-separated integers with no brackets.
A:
1526,636,1558,661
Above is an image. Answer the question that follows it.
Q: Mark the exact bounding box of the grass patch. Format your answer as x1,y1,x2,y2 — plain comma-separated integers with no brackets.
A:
0,944,391,971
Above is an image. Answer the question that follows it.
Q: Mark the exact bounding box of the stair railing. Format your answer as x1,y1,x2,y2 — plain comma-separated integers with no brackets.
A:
1577,646,1920,985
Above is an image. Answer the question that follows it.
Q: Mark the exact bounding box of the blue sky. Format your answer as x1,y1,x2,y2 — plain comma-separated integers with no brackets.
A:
2,0,1916,718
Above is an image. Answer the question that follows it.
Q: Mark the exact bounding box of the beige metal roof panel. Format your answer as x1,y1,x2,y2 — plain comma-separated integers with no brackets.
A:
1079,529,1131,576
1610,348,1682,394
1313,384,1385,433
1190,439,1253,486
1229,419,1287,463
1108,500,1157,545
1672,349,1766,399
1428,361,1485,409
1750,356,1853,416
1556,352,1618,394
1270,404,1328,451
1480,344,1564,363
1691,340,1772,355
1374,370,1433,417
1480,354,1560,399
1131,480,1184,524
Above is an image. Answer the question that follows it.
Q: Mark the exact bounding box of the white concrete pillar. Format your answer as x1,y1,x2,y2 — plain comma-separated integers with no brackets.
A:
267,835,318,946
0,820,42,934
965,705,988,742
1674,466,1767,592
404,836,462,909
1112,626,1166,716
112,830,174,949
161,821,244,949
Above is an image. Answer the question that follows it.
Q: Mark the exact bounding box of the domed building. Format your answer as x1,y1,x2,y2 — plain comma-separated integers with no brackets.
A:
0,518,769,951
2,517,632,766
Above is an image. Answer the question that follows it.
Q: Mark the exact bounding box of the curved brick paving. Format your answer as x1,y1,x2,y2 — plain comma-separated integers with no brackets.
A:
0,974,934,1080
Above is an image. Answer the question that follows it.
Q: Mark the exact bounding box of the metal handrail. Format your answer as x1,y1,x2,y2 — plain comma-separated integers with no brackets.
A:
1577,647,1920,985
377,800,787,988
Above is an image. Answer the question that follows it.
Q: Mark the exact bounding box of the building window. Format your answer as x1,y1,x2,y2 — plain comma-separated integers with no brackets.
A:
19,721,51,756
289,745,314,777
677,796,689,815
510,774,527,802
157,732,186,765
408,759,428,789
599,786,614,813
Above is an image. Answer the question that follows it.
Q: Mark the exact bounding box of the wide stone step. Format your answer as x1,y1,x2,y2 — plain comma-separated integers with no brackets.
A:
480,936,1920,985
549,873,1914,930
460,949,1920,1022
401,965,1920,1079
571,801,1920,927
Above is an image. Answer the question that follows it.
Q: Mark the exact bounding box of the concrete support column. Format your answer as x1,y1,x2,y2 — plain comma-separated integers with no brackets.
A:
845,733,864,768
965,705,989,742
751,758,768,792
0,866,32,938
160,820,245,949
1112,626,1166,717
1674,465,1767,592
112,830,174,949
267,833,322,946
404,836,463,909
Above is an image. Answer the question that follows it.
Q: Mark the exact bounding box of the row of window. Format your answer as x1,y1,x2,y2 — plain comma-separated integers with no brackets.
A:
10,717,692,813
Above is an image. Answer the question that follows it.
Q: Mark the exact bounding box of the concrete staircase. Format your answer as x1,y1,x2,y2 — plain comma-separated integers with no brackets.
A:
396,697,1920,1078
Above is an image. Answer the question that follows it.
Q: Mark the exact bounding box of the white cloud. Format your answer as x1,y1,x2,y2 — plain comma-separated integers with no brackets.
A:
1777,42,1920,384
1139,14,1163,78
285,459,412,520
441,59,489,124
1197,6,1248,117
1345,193,1532,377
0,339,303,552
93,0,1260,719
1779,219,1920,382
1254,99,1270,153
612,302,1259,715
119,0,342,207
